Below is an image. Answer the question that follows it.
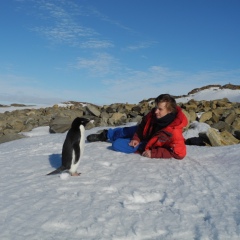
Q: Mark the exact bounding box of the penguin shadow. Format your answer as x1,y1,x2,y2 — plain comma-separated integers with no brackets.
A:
48,153,62,169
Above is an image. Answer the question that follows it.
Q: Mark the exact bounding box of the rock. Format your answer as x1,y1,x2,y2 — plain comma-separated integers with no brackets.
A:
132,106,141,112
129,115,142,123
128,111,139,118
232,118,240,130
108,112,127,125
85,121,95,130
3,128,18,135
234,130,240,140
125,104,136,111
25,110,36,116
206,128,239,146
105,106,116,113
7,118,25,132
185,103,197,111
0,133,26,144
211,121,232,132
216,98,230,107
0,92,240,145
38,117,51,126
224,111,236,125
211,111,220,123
100,111,110,125
49,117,72,133
11,103,29,107
220,131,239,145
86,104,101,117
182,109,190,128
188,110,197,122
235,108,240,115
199,111,212,123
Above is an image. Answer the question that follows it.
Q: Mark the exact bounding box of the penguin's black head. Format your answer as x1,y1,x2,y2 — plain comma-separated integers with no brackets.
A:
71,117,90,128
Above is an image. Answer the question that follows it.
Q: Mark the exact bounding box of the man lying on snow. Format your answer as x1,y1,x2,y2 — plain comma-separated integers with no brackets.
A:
87,94,188,160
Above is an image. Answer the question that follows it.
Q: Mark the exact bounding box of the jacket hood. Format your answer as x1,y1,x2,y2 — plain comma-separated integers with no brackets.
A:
167,106,188,129
150,106,188,130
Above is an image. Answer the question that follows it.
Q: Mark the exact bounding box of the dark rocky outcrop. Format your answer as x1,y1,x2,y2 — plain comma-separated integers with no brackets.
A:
0,84,240,146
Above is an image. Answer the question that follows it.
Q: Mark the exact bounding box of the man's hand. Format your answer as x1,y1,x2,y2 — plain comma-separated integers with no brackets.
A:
129,140,139,148
142,150,151,158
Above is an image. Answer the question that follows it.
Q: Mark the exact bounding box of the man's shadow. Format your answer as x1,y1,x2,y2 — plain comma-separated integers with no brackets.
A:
48,153,61,169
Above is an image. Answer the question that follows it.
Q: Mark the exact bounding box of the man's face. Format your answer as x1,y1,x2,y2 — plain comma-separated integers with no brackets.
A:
155,102,171,119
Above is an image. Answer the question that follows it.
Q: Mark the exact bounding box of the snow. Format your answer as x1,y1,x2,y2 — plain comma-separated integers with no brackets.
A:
0,103,74,114
0,88,240,239
176,87,240,103
0,121,240,240
0,104,50,114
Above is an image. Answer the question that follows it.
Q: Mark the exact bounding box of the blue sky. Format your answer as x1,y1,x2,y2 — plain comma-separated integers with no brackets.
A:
1,0,240,105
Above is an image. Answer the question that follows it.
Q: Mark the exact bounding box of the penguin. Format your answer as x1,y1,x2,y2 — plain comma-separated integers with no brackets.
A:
47,117,89,176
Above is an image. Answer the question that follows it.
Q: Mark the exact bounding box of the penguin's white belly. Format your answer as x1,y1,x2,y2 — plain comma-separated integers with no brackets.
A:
69,125,85,174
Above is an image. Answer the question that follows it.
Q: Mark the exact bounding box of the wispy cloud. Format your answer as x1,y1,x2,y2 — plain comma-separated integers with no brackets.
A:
70,53,120,76
88,6,134,32
32,23,96,46
18,0,114,49
32,1,97,46
80,39,114,49
125,41,158,51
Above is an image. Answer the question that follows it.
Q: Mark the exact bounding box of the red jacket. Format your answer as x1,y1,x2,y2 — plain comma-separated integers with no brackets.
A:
132,106,188,159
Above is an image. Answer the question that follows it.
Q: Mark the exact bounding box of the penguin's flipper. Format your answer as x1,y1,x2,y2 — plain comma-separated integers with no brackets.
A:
46,166,67,175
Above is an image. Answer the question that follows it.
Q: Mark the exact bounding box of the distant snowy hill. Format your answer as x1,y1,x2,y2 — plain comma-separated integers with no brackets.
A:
176,86,240,103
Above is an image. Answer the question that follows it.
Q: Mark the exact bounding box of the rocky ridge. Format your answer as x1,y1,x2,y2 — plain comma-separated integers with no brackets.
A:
0,84,240,146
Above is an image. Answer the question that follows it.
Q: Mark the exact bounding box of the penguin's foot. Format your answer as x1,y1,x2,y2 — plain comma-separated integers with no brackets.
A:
71,172,81,176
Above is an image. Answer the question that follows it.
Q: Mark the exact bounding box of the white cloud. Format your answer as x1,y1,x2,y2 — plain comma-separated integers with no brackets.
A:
32,24,96,46
21,0,114,49
88,6,133,32
70,53,120,76
80,39,114,49
125,41,158,51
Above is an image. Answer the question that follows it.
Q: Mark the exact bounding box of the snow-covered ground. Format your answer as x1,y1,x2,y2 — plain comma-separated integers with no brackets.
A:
0,103,72,114
176,87,240,103
0,87,240,239
0,121,239,240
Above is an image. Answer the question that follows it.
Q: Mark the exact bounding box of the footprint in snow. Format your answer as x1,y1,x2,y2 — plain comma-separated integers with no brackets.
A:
121,191,163,210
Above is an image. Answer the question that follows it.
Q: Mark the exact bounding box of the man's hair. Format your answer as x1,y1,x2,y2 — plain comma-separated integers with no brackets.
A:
155,94,177,113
